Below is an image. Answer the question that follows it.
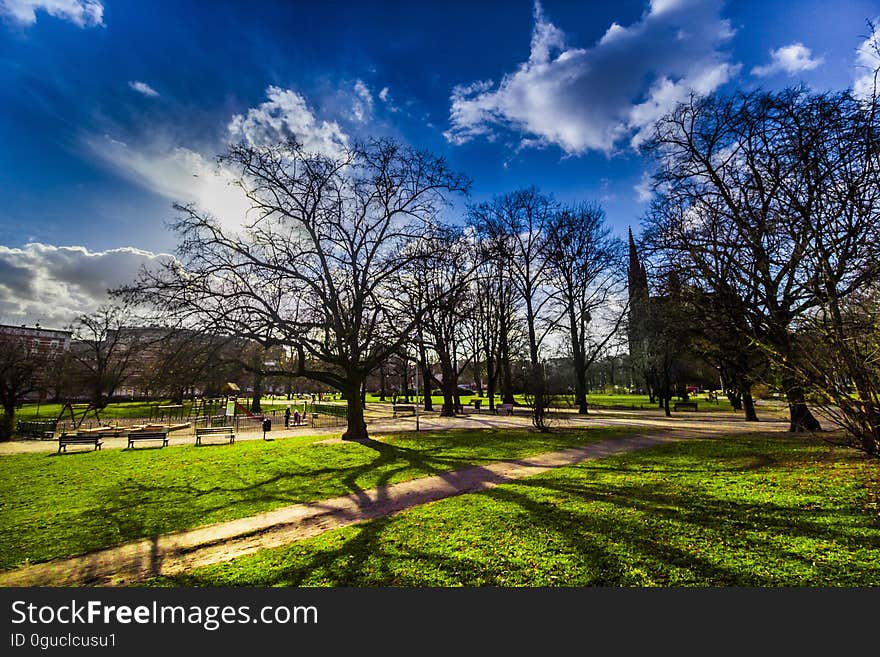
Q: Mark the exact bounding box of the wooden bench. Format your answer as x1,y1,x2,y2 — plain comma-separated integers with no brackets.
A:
126,431,169,449
496,403,514,416
393,405,416,417
58,433,103,453
673,401,698,412
195,426,236,445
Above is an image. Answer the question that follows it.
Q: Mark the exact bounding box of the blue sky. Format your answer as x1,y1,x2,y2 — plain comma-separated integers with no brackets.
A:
0,0,879,326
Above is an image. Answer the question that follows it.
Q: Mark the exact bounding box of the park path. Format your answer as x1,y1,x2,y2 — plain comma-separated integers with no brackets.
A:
0,404,787,455
0,417,785,587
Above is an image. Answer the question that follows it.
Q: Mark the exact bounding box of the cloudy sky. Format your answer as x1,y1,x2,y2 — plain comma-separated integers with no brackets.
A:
1,0,878,327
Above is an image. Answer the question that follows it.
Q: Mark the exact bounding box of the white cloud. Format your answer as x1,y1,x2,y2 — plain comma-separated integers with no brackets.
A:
752,43,823,77
377,85,402,113
629,60,740,148
0,0,103,27
854,21,880,98
86,86,352,232
635,171,654,203
227,85,349,156
351,79,374,123
0,243,171,327
445,0,737,155
128,80,159,98
83,135,253,233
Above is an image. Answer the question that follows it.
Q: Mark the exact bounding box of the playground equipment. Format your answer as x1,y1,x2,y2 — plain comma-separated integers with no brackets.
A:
57,402,102,430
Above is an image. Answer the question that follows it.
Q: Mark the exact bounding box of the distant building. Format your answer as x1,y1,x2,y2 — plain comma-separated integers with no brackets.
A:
0,324,72,357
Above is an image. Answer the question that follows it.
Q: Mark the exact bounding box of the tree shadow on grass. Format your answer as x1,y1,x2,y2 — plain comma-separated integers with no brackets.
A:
154,451,880,588
12,436,510,569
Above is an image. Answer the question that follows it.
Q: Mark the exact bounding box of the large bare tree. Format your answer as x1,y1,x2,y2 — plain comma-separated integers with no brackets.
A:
470,188,557,430
545,203,626,414
643,87,880,432
123,138,469,441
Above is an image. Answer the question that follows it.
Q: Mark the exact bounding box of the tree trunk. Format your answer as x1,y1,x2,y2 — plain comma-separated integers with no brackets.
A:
662,371,671,417
421,362,433,412
485,352,496,413
571,320,588,414
499,343,515,404
784,377,821,432
439,356,456,417
740,378,758,422
0,402,14,440
574,358,589,415
250,365,263,413
342,379,369,441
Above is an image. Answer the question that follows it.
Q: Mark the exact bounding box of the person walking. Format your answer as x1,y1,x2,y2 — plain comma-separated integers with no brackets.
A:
284,407,291,428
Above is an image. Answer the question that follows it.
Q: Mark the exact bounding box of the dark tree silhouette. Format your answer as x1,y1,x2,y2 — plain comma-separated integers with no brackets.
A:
643,87,880,432
121,138,469,441
545,203,626,414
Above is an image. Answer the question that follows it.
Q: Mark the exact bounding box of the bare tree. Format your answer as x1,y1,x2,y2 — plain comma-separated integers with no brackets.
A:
790,286,880,455
545,203,626,414
470,188,557,430
643,87,880,432
122,138,469,441
147,329,236,404
470,227,520,409
68,303,140,411
0,335,53,439
411,227,479,416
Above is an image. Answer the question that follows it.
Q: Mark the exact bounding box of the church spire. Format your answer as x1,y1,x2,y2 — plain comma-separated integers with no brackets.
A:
627,227,647,300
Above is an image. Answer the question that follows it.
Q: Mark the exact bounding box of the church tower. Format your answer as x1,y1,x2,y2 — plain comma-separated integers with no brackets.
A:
627,227,649,371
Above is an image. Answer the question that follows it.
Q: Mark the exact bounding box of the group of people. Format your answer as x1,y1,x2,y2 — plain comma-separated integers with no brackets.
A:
283,407,304,428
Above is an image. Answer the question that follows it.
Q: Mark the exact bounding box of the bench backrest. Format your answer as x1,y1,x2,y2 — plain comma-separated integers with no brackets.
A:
197,427,234,434
128,432,167,438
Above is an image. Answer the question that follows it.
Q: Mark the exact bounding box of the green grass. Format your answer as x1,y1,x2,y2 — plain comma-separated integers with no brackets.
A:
149,433,880,587
0,426,630,572
14,400,224,422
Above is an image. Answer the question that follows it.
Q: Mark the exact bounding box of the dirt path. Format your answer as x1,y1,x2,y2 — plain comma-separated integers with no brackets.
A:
0,405,787,455
0,418,783,587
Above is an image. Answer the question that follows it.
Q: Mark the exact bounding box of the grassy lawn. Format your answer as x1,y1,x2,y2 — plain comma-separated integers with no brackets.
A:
149,433,880,587
0,426,631,572
15,399,222,422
